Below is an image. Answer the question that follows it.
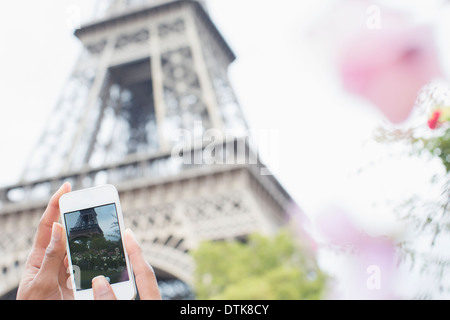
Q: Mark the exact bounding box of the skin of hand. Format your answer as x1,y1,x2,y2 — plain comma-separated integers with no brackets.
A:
16,182,162,300
16,182,73,300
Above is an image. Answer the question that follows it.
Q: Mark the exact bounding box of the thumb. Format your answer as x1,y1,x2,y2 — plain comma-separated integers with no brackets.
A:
92,276,117,300
39,222,66,277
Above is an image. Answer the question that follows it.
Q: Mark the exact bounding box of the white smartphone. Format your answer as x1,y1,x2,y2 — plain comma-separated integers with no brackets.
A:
59,184,136,300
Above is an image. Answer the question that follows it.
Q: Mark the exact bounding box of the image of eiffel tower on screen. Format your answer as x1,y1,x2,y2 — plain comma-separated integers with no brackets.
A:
69,207,104,241
64,204,130,290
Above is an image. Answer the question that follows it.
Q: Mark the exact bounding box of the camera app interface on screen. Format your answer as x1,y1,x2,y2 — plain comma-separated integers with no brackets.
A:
64,203,129,290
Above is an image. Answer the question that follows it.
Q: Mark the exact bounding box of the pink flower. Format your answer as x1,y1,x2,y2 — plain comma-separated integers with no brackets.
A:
315,206,399,299
287,203,318,253
339,24,442,124
428,110,442,129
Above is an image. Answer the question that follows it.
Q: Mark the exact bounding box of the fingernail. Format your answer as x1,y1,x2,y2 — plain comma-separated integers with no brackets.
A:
61,182,71,192
92,276,109,295
52,222,62,242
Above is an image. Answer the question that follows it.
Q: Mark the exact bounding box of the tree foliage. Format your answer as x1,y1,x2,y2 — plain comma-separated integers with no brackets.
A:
191,228,327,300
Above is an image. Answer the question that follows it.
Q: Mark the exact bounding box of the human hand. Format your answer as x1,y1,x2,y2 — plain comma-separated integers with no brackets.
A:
92,229,162,300
16,182,73,300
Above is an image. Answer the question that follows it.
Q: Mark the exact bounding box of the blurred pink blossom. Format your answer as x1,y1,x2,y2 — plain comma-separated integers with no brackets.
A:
428,109,442,129
316,207,399,299
338,19,442,123
287,202,318,253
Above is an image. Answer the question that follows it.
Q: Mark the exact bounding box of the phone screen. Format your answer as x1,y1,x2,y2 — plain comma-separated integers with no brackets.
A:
64,203,130,290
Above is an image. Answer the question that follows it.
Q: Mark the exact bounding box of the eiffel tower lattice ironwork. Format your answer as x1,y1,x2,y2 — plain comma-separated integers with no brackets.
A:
69,208,104,241
0,0,295,299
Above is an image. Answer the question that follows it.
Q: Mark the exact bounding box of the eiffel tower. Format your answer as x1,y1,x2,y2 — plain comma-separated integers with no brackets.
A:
0,0,295,299
68,208,104,241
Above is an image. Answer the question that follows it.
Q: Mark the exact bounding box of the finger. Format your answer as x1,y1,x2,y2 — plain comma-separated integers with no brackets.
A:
124,229,161,300
92,276,117,300
59,254,74,300
64,254,69,270
37,222,67,280
34,182,72,251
